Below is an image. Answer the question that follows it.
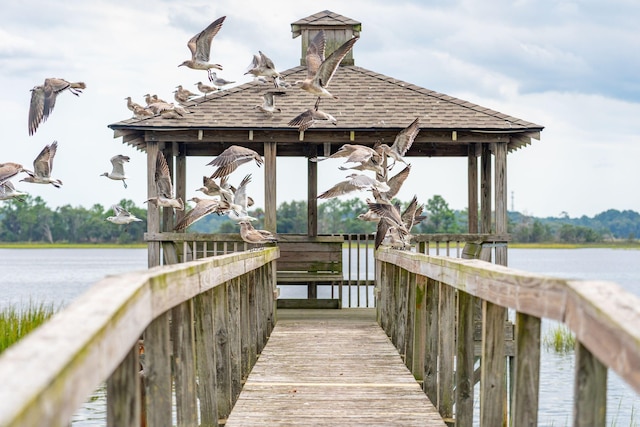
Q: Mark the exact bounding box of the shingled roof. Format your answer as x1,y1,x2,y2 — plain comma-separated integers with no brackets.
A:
108,11,543,158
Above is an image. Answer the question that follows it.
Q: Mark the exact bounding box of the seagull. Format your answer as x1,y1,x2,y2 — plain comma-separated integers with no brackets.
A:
29,78,86,135
312,144,382,173
238,220,277,247
0,162,28,185
106,205,143,225
244,51,281,86
288,106,337,132
401,195,426,233
209,72,235,90
0,180,28,203
20,141,63,188
174,85,198,104
173,197,230,231
125,96,144,112
367,201,411,250
132,105,154,119
178,16,226,82
206,145,263,179
195,81,217,98
377,117,421,169
317,173,390,199
101,154,130,188
145,152,184,210
378,164,412,201
226,174,257,222
254,91,285,115
296,30,358,102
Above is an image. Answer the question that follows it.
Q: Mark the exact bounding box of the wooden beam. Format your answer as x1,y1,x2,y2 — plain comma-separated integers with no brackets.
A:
308,145,318,237
264,142,277,233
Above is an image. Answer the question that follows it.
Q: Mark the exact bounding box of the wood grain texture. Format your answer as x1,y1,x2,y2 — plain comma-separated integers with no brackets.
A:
225,310,446,426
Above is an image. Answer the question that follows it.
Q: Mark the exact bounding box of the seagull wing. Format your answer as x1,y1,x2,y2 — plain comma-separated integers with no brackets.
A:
155,152,173,198
188,16,226,62
317,178,360,199
28,86,45,135
288,109,315,132
313,36,358,88
384,164,412,200
392,117,421,156
110,154,129,175
306,30,326,78
233,174,252,209
33,141,57,178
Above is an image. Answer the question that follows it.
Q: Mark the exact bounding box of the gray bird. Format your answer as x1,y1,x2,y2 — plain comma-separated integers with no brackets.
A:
254,91,285,115
317,173,390,199
106,205,143,225
173,197,230,231
209,72,235,90
195,81,217,98
101,154,130,188
295,30,358,102
0,180,28,202
288,106,337,132
377,117,421,169
206,145,263,179
0,162,28,185
174,85,198,104
244,51,281,86
178,16,226,82
238,220,277,247
145,152,184,210
312,144,382,173
29,78,86,135
125,96,144,112
20,141,63,188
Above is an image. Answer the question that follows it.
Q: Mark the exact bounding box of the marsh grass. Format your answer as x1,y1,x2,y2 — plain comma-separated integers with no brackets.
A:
543,324,576,353
0,301,56,355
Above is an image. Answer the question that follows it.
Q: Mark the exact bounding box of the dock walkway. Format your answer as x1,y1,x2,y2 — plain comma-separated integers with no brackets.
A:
225,309,446,426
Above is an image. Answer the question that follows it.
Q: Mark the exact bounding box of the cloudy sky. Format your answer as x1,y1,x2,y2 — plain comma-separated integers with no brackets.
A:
1,0,639,219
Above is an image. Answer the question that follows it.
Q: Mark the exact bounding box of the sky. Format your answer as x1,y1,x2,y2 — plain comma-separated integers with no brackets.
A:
1,0,639,219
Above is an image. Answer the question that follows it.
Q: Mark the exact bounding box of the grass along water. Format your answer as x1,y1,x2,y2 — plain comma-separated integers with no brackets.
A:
0,301,56,355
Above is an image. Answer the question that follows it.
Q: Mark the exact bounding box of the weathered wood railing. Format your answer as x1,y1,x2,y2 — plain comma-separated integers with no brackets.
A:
376,248,640,427
0,247,278,427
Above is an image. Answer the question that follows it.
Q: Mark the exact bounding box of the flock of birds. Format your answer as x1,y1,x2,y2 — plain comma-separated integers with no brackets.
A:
0,14,426,249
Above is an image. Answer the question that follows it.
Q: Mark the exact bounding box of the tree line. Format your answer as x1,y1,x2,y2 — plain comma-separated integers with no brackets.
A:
1,195,638,244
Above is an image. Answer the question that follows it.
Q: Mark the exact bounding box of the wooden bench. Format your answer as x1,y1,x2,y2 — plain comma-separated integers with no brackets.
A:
276,235,343,308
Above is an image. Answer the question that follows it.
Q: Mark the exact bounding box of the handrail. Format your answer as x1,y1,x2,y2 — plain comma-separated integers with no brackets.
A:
376,249,640,426
0,247,279,427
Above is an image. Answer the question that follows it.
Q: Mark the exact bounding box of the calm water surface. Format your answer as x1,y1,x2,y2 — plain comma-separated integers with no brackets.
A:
0,247,638,426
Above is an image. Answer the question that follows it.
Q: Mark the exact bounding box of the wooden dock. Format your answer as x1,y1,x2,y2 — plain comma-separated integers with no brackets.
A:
225,309,446,426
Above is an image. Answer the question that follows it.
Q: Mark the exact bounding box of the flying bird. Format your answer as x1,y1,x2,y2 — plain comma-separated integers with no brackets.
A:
178,16,226,81
206,145,263,179
378,117,421,169
296,30,358,102
226,174,257,222
254,91,285,115
288,106,337,132
145,152,184,210
0,162,28,185
101,154,130,188
377,164,412,202
20,141,63,188
173,197,230,231
0,181,28,203
28,78,86,135
317,173,390,199
312,144,382,174
238,220,277,247
196,175,234,200
106,205,143,225
245,51,281,86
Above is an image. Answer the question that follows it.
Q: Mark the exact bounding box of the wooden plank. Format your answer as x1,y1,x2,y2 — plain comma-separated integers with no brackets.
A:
225,310,447,426
107,345,140,427
467,144,478,234
423,277,439,404
455,290,475,427
277,299,340,309
438,284,455,419
512,312,541,427
144,312,172,427
479,301,506,427
573,342,607,426
171,301,198,427
214,284,232,420
228,278,243,404
264,142,277,233
195,289,219,427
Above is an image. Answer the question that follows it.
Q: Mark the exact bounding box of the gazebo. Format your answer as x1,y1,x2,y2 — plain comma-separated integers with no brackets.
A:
108,10,543,300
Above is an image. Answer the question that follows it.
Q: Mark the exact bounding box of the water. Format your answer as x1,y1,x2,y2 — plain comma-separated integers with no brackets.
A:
0,247,638,425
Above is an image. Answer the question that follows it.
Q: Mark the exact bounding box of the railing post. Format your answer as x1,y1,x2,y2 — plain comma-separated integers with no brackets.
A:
455,290,475,427
214,284,232,422
228,277,243,403
171,300,198,426
574,342,607,426
480,301,507,427
404,272,417,372
512,312,541,427
195,289,219,427
424,277,439,404
438,283,455,421
107,344,141,427
412,275,427,381
144,312,172,427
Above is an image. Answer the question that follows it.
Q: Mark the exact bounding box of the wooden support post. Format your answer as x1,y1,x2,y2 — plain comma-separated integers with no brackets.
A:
455,290,475,427
412,275,426,381
143,312,172,427
404,272,417,372
308,144,318,237
228,278,243,404
195,289,219,427
107,345,140,427
574,342,607,426
214,284,232,421
171,301,198,426
424,277,439,404
264,142,277,233
513,312,541,427
438,283,455,420
146,142,160,268
468,143,478,233
494,142,508,266
480,300,506,427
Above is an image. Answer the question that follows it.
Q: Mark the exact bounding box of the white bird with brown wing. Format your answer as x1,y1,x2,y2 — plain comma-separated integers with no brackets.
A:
20,141,63,188
0,162,28,185
29,78,86,135
288,106,337,132
296,30,358,102
318,173,390,199
255,91,285,115
195,81,217,98
0,181,28,203
238,220,277,247
312,144,383,174
178,16,226,81
145,152,184,210
378,117,421,169
106,205,143,225
101,154,130,188
245,51,281,86
174,85,198,104
173,197,230,231
206,145,263,179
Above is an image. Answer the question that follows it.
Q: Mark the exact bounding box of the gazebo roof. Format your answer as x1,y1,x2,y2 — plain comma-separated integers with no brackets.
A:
108,10,542,158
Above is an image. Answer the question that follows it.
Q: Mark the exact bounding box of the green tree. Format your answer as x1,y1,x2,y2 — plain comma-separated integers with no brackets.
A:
418,195,459,233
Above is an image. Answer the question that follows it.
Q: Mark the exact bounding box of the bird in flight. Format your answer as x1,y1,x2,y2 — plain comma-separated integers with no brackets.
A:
378,117,421,169
206,145,263,179
179,16,226,82
101,154,130,188
288,105,337,132
28,78,86,135
20,141,63,188
173,197,230,231
106,205,143,225
145,151,184,211
255,91,285,115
